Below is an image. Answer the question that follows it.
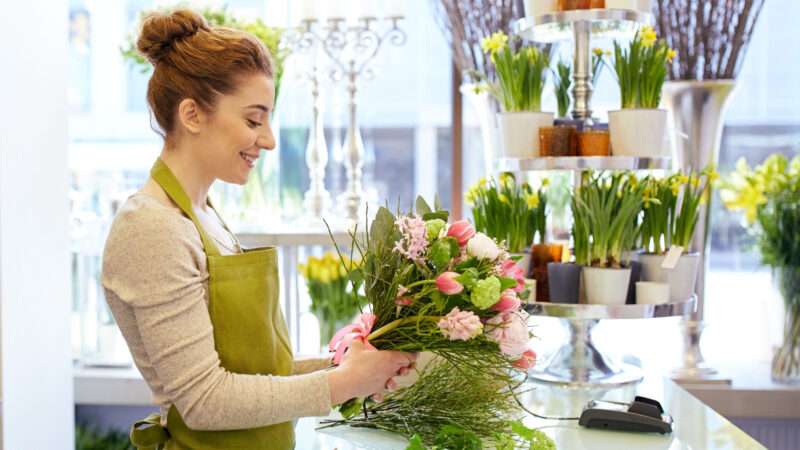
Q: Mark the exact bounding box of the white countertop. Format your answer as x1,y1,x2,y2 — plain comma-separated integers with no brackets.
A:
293,376,765,450
73,364,771,449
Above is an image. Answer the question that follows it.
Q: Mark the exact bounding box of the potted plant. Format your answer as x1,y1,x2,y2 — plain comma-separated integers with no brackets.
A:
542,60,578,157
298,252,364,347
721,154,800,383
547,189,590,303
481,31,553,157
638,169,714,301
608,26,676,157
466,173,547,274
574,172,644,305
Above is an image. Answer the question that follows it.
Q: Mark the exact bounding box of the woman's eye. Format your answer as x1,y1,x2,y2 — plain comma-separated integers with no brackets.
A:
247,119,262,129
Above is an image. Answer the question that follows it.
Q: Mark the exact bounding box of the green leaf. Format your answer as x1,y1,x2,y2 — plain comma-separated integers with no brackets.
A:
510,420,534,440
338,398,362,419
416,196,433,216
498,276,518,291
455,257,480,272
431,291,448,311
423,211,449,222
434,424,483,450
405,434,428,450
371,207,397,247
455,268,479,289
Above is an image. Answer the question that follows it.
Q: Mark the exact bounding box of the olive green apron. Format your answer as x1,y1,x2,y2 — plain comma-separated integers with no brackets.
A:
130,158,295,449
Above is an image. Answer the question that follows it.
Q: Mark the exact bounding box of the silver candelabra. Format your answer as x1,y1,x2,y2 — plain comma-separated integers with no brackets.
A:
288,15,407,223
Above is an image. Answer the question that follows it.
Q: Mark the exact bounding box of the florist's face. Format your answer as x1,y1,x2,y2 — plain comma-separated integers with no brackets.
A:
202,73,276,185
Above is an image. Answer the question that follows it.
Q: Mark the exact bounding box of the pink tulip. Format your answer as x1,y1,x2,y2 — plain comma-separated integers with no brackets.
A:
513,349,537,370
500,259,526,292
447,220,476,247
492,289,521,313
436,272,464,295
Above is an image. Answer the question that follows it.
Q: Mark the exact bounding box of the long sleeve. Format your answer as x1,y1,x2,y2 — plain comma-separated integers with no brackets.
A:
293,356,333,375
102,194,332,431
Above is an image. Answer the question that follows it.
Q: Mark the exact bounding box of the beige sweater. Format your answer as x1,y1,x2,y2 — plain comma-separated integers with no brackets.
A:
102,193,332,430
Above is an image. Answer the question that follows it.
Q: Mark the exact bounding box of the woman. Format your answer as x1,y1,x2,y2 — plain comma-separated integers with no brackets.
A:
102,9,415,449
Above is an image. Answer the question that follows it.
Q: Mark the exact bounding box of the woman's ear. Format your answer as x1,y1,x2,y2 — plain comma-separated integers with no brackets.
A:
176,98,204,134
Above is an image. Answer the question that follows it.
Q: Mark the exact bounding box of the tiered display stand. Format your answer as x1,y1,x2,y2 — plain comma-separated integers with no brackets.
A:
504,9,695,387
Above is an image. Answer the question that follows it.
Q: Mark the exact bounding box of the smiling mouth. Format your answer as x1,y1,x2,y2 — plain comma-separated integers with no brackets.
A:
239,152,258,168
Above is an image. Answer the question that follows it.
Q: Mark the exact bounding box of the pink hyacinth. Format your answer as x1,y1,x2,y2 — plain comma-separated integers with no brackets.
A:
485,310,531,358
393,215,428,263
513,349,537,370
438,307,483,341
492,289,521,313
436,272,464,295
499,259,526,292
447,220,476,247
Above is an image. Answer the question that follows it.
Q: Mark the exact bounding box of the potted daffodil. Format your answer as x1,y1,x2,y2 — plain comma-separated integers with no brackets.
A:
608,26,676,157
481,31,553,157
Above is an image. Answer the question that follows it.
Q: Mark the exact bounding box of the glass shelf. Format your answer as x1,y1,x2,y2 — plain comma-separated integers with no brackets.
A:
514,9,654,43
497,156,671,172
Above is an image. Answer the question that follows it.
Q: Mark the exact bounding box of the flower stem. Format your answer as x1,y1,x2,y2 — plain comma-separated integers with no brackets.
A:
367,316,441,342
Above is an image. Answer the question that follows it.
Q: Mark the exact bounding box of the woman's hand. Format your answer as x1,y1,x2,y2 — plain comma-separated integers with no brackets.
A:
327,340,416,405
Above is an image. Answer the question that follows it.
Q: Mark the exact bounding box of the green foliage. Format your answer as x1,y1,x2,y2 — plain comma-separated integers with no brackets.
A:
573,172,645,268
553,61,571,118
481,33,549,113
120,6,289,105
76,423,133,450
612,27,672,109
466,173,548,253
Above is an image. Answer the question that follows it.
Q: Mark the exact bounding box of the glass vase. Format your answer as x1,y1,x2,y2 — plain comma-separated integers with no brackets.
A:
773,266,800,384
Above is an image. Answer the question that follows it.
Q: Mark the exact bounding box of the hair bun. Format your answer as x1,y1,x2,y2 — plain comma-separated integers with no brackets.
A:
136,9,209,65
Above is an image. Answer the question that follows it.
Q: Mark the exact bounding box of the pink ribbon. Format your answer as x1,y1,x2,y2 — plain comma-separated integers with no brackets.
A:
328,313,377,365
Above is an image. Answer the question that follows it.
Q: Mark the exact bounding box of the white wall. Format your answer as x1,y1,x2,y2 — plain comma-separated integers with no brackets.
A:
0,0,74,448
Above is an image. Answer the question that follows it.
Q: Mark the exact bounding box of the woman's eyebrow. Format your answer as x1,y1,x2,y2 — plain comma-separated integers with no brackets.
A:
244,104,269,112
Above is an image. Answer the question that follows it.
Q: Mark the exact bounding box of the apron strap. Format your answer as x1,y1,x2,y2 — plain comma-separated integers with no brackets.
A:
150,158,221,257
130,413,170,450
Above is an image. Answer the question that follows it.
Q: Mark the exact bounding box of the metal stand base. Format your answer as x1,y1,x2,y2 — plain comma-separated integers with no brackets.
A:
671,319,731,384
529,318,643,387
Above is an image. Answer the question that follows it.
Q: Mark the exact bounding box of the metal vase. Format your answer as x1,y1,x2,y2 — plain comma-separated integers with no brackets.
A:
661,79,736,381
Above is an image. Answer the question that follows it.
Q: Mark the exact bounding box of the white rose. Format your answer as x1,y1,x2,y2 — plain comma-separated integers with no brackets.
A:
466,232,502,260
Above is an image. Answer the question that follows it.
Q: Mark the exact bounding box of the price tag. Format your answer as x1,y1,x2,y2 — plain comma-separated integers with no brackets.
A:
661,245,684,270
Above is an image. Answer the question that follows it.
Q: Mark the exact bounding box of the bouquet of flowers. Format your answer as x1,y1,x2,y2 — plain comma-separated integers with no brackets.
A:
298,252,364,346
466,173,547,254
322,197,549,446
721,155,800,381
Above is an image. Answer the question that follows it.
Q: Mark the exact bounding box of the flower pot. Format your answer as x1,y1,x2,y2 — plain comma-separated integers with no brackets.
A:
583,266,631,305
605,0,637,9
639,253,700,302
530,243,564,302
608,109,668,157
559,0,591,9
498,112,554,158
547,262,582,303
540,126,574,156
578,129,610,156
539,127,555,156
524,0,558,16
626,260,641,304
636,282,670,305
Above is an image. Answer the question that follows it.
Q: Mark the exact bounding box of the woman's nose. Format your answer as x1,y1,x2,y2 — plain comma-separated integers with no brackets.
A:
256,126,276,151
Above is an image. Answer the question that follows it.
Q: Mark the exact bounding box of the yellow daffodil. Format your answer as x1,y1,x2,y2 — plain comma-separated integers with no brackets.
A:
542,178,550,187
666,48,678,62
498,193,510,204
640,26,657,48
592,47,604,57
526,193,540,209
690,176,700,188
481,31,508,55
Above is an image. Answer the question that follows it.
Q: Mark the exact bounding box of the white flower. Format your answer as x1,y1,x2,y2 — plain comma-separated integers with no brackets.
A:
467,232,502,260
